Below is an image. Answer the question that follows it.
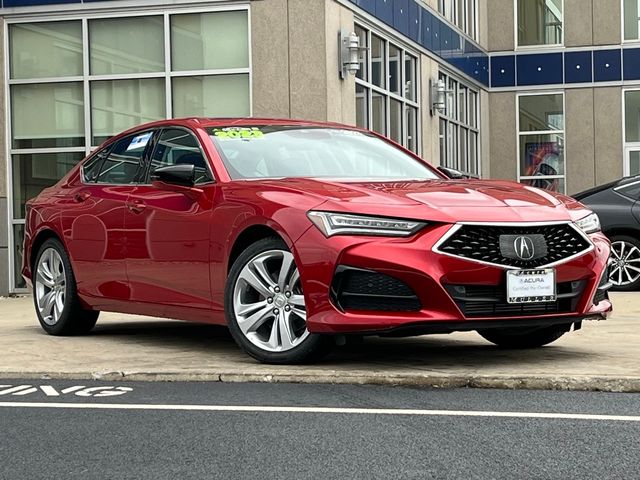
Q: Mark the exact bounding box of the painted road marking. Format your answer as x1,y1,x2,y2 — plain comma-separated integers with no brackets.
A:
0,385,133,397
0,402,638,422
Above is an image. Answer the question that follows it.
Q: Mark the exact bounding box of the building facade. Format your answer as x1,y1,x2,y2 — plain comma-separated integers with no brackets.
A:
0,0,637,294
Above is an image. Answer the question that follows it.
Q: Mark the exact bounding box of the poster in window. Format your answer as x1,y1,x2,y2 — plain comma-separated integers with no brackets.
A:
523,141,562,192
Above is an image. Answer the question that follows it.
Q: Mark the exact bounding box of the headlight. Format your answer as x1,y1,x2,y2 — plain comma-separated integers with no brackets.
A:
307,211,426,237
574,213,601,234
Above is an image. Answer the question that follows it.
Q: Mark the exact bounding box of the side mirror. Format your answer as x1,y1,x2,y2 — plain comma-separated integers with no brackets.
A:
438,166,465,179
151,164,195,187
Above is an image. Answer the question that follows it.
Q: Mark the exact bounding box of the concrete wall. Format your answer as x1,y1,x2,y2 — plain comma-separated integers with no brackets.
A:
251,0,355,124
565,88,595,194
487,0,514,51
420,55,441,164
594,87,624,185
488,92,517,180
593,0,621,45
564,0,593,47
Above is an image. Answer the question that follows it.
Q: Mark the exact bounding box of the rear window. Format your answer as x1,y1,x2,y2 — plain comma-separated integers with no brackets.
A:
208,126,438,181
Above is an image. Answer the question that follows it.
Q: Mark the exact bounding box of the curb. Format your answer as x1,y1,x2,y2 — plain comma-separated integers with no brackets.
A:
1,370,639,393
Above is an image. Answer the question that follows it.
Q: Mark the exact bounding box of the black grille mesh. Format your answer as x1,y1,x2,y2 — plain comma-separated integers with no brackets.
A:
438,224,591,268
331,268,421,312
445,281,585,318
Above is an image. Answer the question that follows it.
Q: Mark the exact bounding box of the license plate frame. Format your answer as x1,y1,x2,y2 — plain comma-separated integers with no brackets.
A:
506,268,556,304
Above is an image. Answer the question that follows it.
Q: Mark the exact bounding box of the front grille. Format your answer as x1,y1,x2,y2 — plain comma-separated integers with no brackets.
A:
437,223,591,268
444,280,585,318
331,267,421,312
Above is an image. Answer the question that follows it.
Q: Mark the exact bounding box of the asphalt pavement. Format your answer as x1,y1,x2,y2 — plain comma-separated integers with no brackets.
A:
1,380,639,480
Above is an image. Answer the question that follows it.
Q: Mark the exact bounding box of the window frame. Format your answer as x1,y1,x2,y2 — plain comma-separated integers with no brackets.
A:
623,88,640,176
622,0,640,43
4,4,251,293
438,0,479,41
516,91,566,193
354,21,421,155
437,70,481,177
144,126,216,185
514,0,564,49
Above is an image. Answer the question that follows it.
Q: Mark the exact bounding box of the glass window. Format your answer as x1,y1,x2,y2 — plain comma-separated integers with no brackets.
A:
519,94,564,131
625,91,640,142
354,24,420,153
11,83,84,149
91,78,166,145
148,129,212,184
438,0,477,39
10,21,82,79
171,11,249,71
14,225,26,289
517,0,563,46
624,0,640,41
172,74,250,118
618,179,640,199
89,16,164,75
82,147,111,183
12,152,84,218
518,93,565,193
96,132,152,184
437,71,480,175
631,151,640,176
209,126,439,181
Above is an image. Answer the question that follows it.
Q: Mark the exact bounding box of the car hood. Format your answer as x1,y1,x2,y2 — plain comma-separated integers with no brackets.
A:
260,178,589,223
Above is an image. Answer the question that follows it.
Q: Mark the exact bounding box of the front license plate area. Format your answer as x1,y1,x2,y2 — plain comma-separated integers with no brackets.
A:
506,269,556,304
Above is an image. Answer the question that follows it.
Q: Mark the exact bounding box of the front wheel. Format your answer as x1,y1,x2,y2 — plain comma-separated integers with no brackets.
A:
608,235,640,291
225,237,333,364
33,238,99,335
477,324,570,349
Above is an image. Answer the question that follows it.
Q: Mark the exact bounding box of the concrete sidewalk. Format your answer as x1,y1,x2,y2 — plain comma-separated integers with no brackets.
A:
0,293,638,392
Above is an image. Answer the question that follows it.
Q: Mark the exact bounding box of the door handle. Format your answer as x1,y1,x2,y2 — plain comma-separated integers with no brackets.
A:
74,192,91,203
126,200,147,214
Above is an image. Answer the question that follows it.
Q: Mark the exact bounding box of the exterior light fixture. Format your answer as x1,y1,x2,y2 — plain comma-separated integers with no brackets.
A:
339,31,366,79
430,78,450,115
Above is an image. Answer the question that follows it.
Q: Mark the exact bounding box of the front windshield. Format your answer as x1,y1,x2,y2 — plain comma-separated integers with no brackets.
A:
207,126,439,181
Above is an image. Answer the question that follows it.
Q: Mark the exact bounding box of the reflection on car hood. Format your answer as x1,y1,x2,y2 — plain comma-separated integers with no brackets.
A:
257,177,586,224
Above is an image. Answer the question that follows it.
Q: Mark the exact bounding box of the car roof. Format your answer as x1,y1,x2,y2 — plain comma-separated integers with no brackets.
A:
573,174,640,200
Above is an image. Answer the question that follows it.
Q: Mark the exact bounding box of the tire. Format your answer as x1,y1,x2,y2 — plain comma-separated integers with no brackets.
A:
225,237,333,364
33,238,99,336
608,235,640,291
477,324,570,349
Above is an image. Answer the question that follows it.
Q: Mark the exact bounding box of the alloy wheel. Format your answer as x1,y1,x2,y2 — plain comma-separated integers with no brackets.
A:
233,249,309,352
35,247,66,326
609,240,640,287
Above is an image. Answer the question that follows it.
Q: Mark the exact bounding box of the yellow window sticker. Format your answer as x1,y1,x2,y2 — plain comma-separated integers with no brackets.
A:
212,127,264,140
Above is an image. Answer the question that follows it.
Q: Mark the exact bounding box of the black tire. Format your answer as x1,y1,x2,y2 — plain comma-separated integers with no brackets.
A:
477,324,570,349
225,237,333,364
608,235,640,292
33,238,99,336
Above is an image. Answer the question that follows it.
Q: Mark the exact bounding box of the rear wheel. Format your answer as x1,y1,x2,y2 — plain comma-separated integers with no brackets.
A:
608,235,640,291
225,237,333,364
477,324,570,348
33,239,99,335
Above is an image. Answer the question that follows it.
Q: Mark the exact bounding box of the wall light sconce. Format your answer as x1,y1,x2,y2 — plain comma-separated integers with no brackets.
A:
339,31,366,79
430,78,450,116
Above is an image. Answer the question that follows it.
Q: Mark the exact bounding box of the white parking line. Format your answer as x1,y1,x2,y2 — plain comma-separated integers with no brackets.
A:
0,402,638,422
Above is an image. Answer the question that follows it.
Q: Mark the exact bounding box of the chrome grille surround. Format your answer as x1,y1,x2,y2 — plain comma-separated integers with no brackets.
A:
433,221,594,270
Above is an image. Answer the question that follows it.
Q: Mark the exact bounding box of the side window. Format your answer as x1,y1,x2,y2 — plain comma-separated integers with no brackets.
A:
82,146,111,183
96,131,152,184
148,129,213,184
618,182,640,201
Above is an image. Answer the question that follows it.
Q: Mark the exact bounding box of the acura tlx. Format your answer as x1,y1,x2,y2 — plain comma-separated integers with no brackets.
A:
22,118,612,363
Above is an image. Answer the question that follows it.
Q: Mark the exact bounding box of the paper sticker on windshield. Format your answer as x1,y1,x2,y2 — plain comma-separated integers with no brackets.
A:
212,127,264,140
127,132,152,151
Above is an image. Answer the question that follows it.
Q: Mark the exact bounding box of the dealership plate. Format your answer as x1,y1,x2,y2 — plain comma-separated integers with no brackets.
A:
506,269,556,304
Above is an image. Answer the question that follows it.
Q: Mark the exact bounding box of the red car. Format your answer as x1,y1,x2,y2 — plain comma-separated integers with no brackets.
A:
22,118,612,363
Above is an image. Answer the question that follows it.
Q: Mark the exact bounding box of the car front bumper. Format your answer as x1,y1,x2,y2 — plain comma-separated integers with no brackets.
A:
294,223,612,334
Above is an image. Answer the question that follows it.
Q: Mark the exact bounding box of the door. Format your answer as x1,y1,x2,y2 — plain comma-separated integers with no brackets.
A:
124,128,215,309
61,132,152,301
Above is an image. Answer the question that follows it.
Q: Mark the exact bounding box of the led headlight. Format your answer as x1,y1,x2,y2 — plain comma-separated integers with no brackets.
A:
574,213,601,234
307,211,426,237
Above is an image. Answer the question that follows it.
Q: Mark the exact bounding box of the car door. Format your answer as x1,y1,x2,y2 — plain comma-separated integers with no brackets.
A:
61,132,151,301
124,127,216,309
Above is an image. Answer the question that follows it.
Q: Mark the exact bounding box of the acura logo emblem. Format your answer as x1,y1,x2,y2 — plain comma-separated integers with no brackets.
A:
513,236,535,260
